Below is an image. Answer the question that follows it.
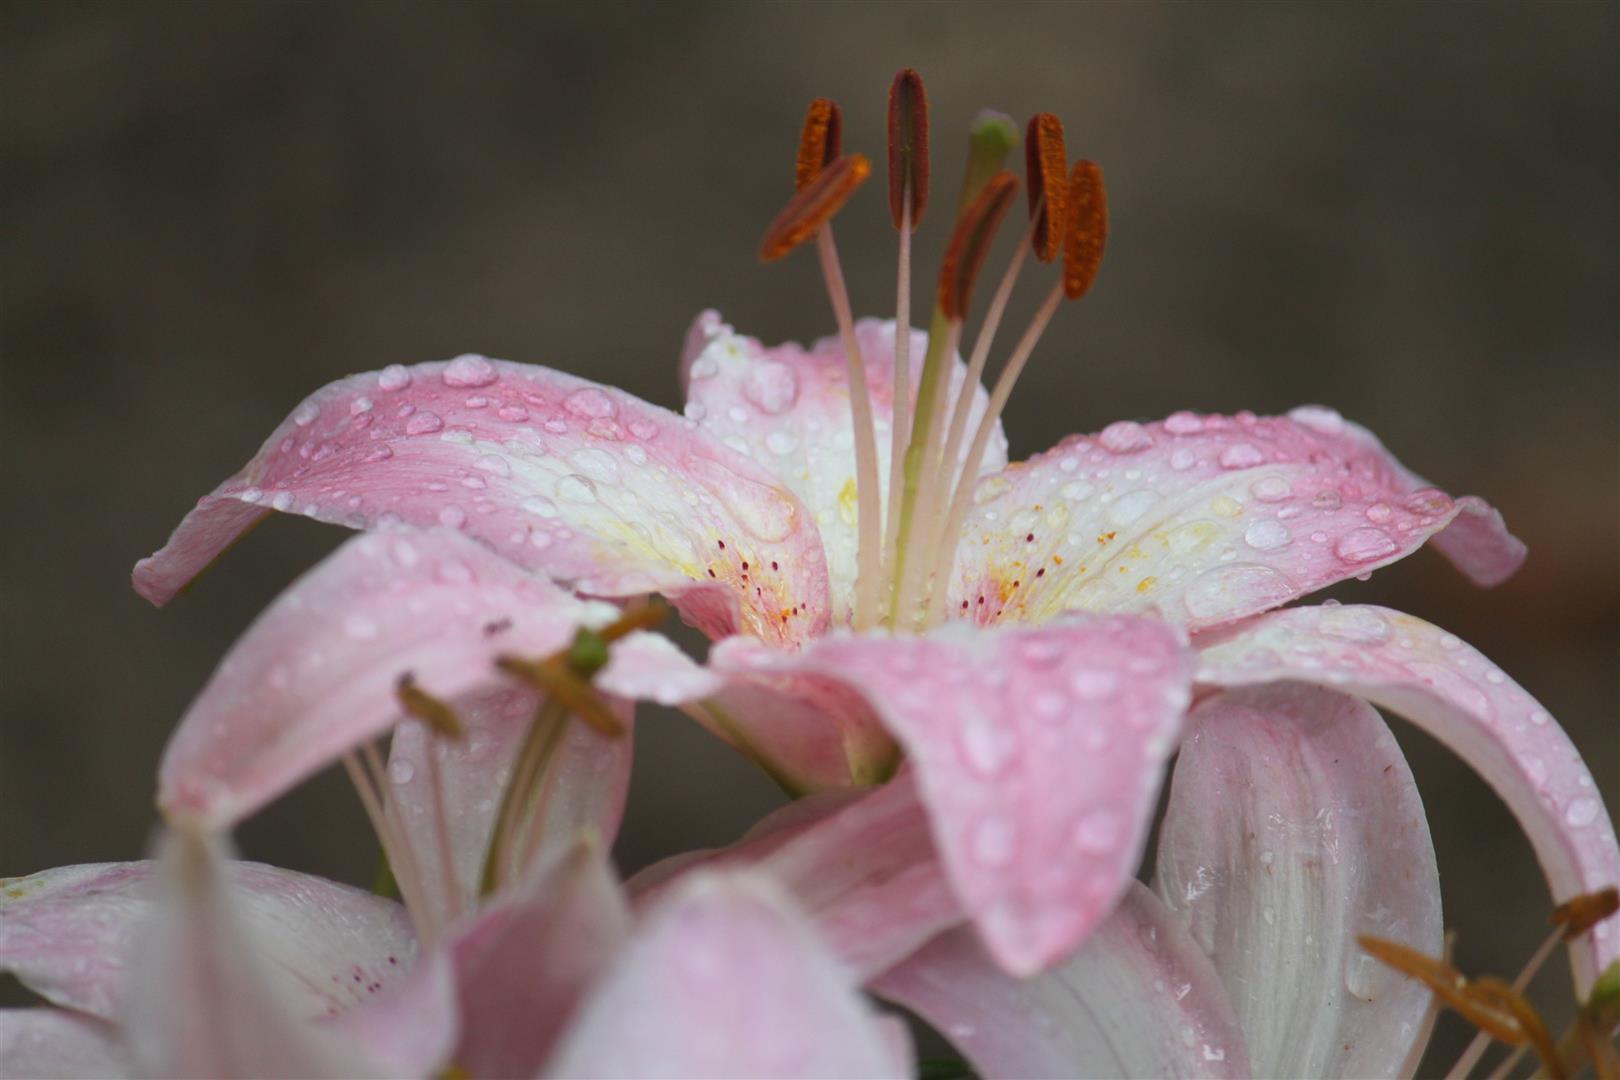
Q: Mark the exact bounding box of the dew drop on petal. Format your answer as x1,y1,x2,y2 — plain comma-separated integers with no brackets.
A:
405,412,444,436
292,400,320,427
1566,797,1600,827
1072,809,1121,854
564,387,617,419
958,713,1016,776
568,447,620,483
1316,606,1391,645
1243,519,1292,551
473,453,511,477
442,354,497,388
1098,421,1153,453
556,475,598,504
438,505,467,528
971,815,1017,866
343,614,379,640
378,365,412,391
497,403,530,423
1218,443,1265,469
1163,411,1204,435
1183,563,1293,621
388,759,416,784
1250,476,1293,502
1290,405,1346,435
1334,527,1398,564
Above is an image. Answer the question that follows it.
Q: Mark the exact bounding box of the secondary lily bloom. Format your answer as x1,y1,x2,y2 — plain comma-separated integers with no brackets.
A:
110,70,1617,1075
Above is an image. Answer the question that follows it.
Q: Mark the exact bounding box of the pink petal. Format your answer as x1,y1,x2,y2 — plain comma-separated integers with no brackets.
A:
631,773,962,979
872,882,1251,1079
681,312,1008,625
712,615,1194,976
123,830,421,1078
953,407,1526,631
0,1009,126,1079
446,841,631,1079
322,942,459,1078
544,871,910,1079
1196,604,1620,991
0,860,414,1023
159,527,717,828
1154,683,1443,1078
132,356,832,647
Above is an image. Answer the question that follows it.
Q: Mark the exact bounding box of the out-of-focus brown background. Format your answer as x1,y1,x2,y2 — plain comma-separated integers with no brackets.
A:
3,2,1615,1069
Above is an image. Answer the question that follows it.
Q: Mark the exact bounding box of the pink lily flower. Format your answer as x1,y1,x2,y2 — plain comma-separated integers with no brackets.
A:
98,70,1619,1075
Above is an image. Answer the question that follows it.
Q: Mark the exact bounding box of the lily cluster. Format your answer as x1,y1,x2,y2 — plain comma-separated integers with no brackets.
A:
4,70,1617,1079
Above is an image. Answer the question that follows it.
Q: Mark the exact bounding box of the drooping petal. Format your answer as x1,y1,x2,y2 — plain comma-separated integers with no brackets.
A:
871,882,1251,1080
1196,604,1620,991
681,312,1008,624
1153,683,1443,1078
0,860,415,1023
159,527,717,828
630,773,962,979
0,1009,126,1080
953,407,1526,631
132,355,832,646
711,614,1194,975
447,840,631,1079
544,871,910,1079
122,830,425,1078
322,943,458,1079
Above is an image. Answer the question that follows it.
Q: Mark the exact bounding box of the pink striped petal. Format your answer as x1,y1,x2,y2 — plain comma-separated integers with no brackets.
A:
1195,604,1620,991
132,356,832,647
1154,683,1443,1078
953,407,1525,631
544,871,909,1079
872,882,1250,1080
682,312,1007,625
0,860,414,1023
123,831,427,1078
0,1009,126,1079
631,773,961,979
446,842,631,1079
159,527,717,828
711,615,1194,976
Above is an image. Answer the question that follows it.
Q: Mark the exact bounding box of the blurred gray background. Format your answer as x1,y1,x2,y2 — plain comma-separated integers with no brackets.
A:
3,2,1615,1071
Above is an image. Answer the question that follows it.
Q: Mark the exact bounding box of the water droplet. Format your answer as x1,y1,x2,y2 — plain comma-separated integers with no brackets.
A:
765,430,800,456
959,713,1016,776
1070,669,1118,701
1258,850,1275,866
1335,527,1398,564
343,614,379,640
1250,476,1293,502
625,444,648,465
438,505,466,528
378,365,412,391
1183,563,1293,621
405,412,444,436
239,488,263,504
1566,797,1600,827
1107,490,1160,527
971,815,1016,866
1169,448,1198,471
567,447,620,483
473,453,510,477
1317,606,1391,645
1402,488,1453,516
1365,502,1393,524
442,354,497,388
688,356,719,380
1098,421,1152,453
349,396,374,415
1219,442,1265,469
628,419,658,440
1312,489,1343,511
1163,411,1204,435
388,759,416,784
391,538,419,567
556,475,598,504
1243,519,1292,551
464,395,489,409
292,400,320,427
564,387,617,419
1072,809,1121,854
497,403,529,422
271,491,295,512
742,361,799,414
1289,405,1346,435
364,446,393,463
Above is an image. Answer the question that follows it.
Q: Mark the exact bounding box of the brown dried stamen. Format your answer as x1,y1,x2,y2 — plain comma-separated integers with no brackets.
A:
395,674,462,739
760,153,872,262
937,170,1019,319
796,97,843,190
1062,159,1108,299
496,654,623,736
887,68,930,230
1024,113,1068,262
1552,886,1620,941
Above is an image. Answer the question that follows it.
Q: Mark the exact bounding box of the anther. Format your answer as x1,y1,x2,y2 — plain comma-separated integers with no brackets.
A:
1024,113,1068,261
1063,160,1108,299
395,674,462,739
938,170,1020,319
796,98,843,190
887,68,930,230
1552,886,1619,941
496,655,624,737
760,153,872,262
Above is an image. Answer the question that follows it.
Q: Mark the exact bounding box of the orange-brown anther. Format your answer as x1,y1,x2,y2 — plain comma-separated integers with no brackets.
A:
1470,977,1566,1080
1062,159,1108,299
795,98,843,191
760,153,872,262
887,68,930,230
1552,886,1620,941
1024,113,1068,262
396,675,462,739
937,169,1019,319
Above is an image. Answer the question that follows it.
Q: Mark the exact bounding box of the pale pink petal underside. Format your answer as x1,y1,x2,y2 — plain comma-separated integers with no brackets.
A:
132,355,832,647
446,841,630,1079
0,860,414,1023
1196,604,1620,991
712,615,1194,975
631,773,961,980
873,881,1251,1080
321,942,458,1078
0,1009,126,1079
682,312,1007,625
1154,683,1443,1078
544,871,909,1079
955,406,1525,631
159,527,714,828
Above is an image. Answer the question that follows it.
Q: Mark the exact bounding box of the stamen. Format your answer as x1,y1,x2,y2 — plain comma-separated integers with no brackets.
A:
395,677,462,924
758,153,872,263
936,171,1020,320
795,98,842,191
396,674,463,739
1024,113,1068,262
1552,886,1620,941
497,654,624,735
1063,159,1109,300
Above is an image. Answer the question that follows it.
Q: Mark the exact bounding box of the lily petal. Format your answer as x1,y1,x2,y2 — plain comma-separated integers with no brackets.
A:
871,881,1251,1080
1196,604,1620,991
682,312,1007,624
544,871,909,1079
159,527,717,828
0,860,414,1023
0,1009,126,1079
447,841,631,1079
1154,683,1443,1078
132,357,832,646
711,614,1193,975
954,407,1525,631
123,830,417,1078
631,772,962,979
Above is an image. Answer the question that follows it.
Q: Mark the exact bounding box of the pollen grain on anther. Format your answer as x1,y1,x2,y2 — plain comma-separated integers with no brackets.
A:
1024,113,1068,262
760,152,873,262
938,170,1020,320
1063,159,1109,299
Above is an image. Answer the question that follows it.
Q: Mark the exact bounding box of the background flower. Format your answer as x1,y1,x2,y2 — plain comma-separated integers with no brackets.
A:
3,4,1614,1070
